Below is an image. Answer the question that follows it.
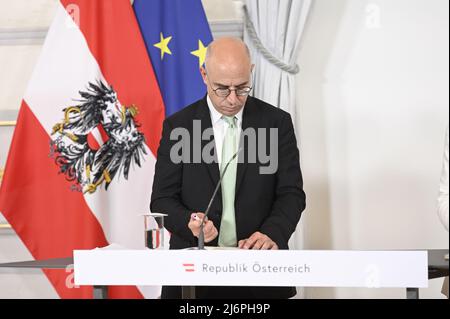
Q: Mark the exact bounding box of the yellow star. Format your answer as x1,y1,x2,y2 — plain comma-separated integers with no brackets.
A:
154,32,173,60
191,40,208,67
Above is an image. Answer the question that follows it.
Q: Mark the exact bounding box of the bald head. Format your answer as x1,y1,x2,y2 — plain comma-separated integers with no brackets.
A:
204,37,252,73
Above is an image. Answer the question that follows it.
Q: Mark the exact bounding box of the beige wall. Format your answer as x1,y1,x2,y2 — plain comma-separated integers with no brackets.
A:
297,0,449,298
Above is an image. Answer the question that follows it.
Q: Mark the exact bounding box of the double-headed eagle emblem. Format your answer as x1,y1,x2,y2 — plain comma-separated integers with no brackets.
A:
50,81,147,194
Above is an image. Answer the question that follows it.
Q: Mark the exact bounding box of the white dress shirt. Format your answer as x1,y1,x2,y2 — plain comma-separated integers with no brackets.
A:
438,126,449,231
206,95,243,167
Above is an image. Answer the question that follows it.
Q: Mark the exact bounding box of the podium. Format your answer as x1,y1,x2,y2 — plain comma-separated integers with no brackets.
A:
1,249,447,299
72,248,437,299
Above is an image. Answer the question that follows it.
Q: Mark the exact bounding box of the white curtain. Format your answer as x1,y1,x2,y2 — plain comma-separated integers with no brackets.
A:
243,0,311,253
243,0,311,121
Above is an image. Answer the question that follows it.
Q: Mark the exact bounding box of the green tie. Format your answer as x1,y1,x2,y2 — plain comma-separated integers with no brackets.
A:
218,115,238,247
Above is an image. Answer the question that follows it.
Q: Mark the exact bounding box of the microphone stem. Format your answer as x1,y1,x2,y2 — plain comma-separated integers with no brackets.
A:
197,148,242,250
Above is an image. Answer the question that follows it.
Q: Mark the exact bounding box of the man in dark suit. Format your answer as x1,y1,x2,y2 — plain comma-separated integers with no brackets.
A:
151,37,306,299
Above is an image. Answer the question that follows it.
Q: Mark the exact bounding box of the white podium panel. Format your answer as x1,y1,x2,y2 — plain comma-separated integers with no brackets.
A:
74,249,427,288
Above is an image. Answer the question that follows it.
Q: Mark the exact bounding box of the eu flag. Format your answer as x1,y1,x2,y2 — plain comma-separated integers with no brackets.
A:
133,0,213,117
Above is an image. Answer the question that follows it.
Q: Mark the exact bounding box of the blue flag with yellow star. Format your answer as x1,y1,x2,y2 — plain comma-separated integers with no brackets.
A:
133,0,213,117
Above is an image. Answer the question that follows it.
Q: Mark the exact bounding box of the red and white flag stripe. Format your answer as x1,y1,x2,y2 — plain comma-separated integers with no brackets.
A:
87,124,109,151
0,0,166,298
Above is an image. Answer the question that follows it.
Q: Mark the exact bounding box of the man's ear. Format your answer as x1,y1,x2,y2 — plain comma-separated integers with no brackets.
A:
251,64,255,72
200,66,208,85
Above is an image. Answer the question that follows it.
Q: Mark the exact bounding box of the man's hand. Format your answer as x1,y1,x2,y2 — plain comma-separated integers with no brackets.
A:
238,231,278,250
188,212,218,243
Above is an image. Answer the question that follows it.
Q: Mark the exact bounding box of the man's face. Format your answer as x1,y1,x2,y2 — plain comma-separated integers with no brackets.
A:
200,63,253,117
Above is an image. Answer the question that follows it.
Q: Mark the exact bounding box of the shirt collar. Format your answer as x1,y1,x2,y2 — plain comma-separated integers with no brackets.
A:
206,95,244,125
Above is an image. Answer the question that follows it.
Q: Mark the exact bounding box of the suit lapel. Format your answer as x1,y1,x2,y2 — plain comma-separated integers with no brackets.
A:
195,97,220,186
236,97,260,195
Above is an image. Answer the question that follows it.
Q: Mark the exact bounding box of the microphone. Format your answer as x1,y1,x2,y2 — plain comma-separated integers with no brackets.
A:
197,147,242,250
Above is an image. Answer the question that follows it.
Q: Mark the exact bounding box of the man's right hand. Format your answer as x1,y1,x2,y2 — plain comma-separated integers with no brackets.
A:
188,212,218,243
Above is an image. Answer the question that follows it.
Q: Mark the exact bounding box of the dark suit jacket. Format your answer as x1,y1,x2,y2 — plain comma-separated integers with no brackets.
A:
151,95,306,299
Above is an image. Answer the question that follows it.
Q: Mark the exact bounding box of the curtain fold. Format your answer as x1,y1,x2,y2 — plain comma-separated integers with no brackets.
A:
244,0,311,119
